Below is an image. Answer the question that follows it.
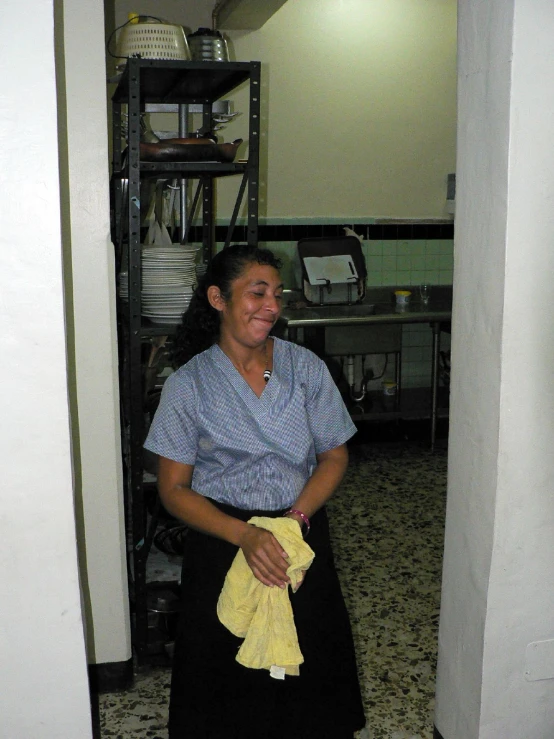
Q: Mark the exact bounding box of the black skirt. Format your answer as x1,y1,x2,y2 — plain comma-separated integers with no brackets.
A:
168,501,366,739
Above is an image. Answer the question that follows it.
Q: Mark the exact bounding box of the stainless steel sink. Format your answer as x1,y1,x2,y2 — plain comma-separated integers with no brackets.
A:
280,302,401,355
312,303,376,318
282,303,376,326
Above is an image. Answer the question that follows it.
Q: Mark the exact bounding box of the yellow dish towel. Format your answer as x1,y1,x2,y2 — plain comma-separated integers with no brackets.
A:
217,516,315,677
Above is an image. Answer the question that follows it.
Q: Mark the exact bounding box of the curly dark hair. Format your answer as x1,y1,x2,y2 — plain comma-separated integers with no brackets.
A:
172,244,282,367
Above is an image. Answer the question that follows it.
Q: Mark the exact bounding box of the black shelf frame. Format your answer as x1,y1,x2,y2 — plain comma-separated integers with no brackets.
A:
111,58,261,664
112,59,254,105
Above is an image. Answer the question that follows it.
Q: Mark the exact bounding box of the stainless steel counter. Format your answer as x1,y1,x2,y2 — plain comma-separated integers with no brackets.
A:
281,285,452,327
280,286,452,449
281,300,452,327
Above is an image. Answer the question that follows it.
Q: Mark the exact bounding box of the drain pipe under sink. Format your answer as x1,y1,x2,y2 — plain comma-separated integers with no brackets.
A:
347,355,367,402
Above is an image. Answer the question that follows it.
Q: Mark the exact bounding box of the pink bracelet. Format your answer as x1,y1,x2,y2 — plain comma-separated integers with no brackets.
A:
284,508,310,536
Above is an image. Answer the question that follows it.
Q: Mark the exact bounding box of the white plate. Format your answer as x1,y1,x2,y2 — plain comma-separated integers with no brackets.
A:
144,316,182,325
142,250,196,255
143,263,196,268
142,284,195,290
143,275,195,281
142,257,196,264
141,246,199,252
143,268,195,274
143,311,188,317
142,288,194,295
142,255,195,260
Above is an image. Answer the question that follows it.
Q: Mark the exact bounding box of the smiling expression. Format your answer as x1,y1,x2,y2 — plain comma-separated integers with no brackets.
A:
214,263,284,348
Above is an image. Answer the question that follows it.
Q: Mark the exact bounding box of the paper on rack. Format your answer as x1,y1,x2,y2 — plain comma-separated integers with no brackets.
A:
303,255,358,285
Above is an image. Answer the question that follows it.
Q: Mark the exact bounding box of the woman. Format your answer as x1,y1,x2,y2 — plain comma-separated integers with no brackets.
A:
144,244,366,738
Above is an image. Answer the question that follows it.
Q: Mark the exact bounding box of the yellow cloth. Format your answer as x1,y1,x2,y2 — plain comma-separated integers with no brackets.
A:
217,516,315,676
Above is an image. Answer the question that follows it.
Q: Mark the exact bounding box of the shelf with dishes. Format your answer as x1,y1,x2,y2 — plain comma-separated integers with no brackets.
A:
111,57,261,665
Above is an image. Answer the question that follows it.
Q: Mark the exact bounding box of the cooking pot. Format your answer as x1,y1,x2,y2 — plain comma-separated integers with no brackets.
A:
187,27,229,61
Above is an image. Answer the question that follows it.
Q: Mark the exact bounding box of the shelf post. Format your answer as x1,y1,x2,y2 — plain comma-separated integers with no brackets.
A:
126,58,149,662
247,62,261,246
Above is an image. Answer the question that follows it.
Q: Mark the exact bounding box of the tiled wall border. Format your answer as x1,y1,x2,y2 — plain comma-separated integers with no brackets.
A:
193,221,454,244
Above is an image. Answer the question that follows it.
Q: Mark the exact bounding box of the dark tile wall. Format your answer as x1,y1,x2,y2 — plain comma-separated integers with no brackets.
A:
188,221,454,244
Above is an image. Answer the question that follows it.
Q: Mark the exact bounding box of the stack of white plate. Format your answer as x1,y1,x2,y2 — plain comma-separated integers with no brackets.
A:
118,272,129,299
118,246,198,325
196,261,207,281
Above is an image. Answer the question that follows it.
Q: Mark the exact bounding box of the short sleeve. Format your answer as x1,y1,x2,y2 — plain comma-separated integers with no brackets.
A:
305,355,357,454
144,370,199,465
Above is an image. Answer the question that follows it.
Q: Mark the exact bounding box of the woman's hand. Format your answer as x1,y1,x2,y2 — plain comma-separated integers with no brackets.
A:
238,525,290,588
292,570,306,593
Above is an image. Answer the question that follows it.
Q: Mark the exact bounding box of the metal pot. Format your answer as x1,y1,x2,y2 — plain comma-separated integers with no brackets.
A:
187,27,229,62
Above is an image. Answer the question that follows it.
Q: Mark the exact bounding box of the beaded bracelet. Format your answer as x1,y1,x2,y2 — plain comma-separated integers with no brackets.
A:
284,508,311,537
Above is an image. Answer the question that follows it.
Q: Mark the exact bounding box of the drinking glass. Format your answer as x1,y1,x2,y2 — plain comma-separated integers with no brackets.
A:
419,284,431,305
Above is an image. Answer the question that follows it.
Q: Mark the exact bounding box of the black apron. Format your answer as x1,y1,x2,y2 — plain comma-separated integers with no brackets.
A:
168,501,366,739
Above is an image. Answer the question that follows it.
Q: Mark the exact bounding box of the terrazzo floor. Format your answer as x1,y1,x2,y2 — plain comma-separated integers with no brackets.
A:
98,434,448,739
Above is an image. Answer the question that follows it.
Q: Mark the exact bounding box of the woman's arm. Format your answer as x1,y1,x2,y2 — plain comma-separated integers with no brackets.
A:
284,443,349,527
157,456,290,588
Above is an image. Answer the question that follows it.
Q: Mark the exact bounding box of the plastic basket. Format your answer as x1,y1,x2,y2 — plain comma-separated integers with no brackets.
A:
115,22,191,67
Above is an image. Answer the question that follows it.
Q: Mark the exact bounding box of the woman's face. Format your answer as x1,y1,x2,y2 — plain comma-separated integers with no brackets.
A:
213,262,284,347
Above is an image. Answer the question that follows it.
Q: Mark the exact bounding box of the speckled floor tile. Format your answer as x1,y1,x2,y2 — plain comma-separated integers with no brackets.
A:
331,441,447,739
99,440,447,739
97,667,170,738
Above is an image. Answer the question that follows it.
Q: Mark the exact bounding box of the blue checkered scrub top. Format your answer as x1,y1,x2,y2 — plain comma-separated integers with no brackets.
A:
144,337,357,511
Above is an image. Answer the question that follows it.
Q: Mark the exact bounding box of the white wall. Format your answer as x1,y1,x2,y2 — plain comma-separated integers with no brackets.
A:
113,0,212,31
0,0,92,736
221,0,457,219
61,0,131,666
435,0,554,736
481,0,554,733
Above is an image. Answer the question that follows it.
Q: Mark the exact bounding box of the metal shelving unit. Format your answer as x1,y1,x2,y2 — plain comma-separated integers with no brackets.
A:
111,58,261,664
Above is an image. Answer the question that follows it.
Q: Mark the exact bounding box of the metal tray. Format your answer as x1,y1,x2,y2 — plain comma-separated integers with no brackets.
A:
139,138,242,163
